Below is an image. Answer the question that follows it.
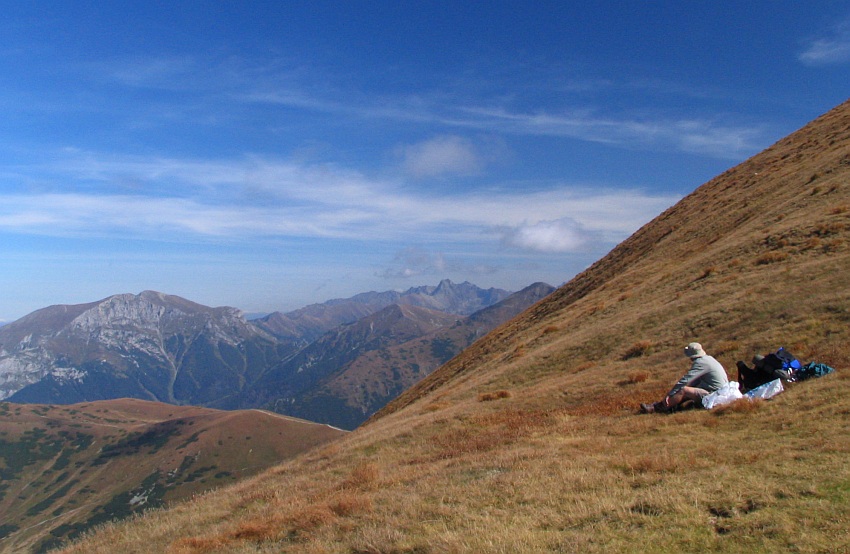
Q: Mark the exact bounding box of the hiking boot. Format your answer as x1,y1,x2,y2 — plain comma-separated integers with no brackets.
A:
640,401,668,414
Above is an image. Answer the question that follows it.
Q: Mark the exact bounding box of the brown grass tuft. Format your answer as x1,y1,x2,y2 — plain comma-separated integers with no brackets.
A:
803,237,822,250
755,251,789,265
229,519,282,542
286,505,337,538
626,370,650,384
712,397,763,415
815,222,846,236
478,390,512,402
341,462,380,490
431,409,556,460
622,340,655,360
824,238,845,251
328,491,373,516
621,451,692,474
169,536,231,554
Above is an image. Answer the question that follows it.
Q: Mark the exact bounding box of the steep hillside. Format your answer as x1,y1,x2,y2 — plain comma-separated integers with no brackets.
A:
0,399,345,554
269,283,555,429
57,100,850,553
376,97,850,420
238,304,460,422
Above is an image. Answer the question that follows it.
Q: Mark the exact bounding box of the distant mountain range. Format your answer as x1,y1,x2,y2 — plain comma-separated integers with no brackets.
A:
252,279,513,344
1,280,551,429
0,291,293,406
239,282,554,428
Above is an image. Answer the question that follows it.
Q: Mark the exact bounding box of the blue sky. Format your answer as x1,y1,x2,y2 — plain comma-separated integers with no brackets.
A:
1,1,848,322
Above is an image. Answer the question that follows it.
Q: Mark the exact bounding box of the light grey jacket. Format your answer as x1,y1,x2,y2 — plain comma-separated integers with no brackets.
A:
668,355,728,396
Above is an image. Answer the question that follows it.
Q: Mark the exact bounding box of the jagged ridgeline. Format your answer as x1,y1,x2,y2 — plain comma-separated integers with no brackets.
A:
12,100,850,553
0,281,552,430
0,280,553,552
0,291,293,406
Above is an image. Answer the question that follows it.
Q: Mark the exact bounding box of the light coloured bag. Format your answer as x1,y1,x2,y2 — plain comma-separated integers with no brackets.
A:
744,378,784,400
702,381,743,409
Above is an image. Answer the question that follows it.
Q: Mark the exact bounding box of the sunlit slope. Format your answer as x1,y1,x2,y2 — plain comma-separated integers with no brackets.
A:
59,100,850,553
0,399,345,553
375,97,850,419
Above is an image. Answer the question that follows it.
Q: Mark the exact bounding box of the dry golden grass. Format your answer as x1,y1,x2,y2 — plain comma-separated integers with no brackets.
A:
478,390,512,402
625,370,650,384
621,340,655,360
54,102,850,554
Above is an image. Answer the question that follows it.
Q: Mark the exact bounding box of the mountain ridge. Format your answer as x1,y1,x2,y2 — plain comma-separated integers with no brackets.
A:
256,282,555,429
1,281,515,406
253,279,512,343
1,291,290,406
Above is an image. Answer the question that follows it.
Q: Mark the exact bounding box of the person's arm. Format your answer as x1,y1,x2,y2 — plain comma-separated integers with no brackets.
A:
667,359,710,396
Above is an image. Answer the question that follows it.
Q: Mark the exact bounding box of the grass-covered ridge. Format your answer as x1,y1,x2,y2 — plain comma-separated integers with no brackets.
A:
55,100,850,553
0,400,344,553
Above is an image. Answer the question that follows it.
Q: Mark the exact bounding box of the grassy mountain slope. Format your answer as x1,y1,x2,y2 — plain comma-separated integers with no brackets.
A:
57,99,850,553
0,400,345,553
267,283,554,430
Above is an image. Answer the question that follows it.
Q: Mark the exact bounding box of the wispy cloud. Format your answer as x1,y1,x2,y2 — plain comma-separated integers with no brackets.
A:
70,54,767,161
381,246,448,279
380,246,502,281
799,19,850,65
216,63,764,159
246,90,765,159
449,107,762,159
398,135,483,178
1,153,678,252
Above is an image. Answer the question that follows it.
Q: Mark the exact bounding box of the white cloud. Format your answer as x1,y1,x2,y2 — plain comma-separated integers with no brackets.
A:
231,64,765,160
1,152,678,251
498,218,592,253
399,135,482,178
453,107,762,159
799,21,850,65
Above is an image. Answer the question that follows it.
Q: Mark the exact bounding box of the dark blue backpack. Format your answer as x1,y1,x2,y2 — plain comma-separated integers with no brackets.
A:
773,347,802,372
761,347,802,380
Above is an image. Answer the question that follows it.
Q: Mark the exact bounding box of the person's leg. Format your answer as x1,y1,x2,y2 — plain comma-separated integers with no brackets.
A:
665,386,709,408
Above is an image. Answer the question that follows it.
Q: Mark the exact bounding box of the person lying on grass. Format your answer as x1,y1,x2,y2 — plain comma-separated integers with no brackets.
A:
640,342,729,414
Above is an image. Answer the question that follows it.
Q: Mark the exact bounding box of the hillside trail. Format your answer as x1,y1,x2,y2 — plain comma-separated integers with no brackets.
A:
248,409,348,432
